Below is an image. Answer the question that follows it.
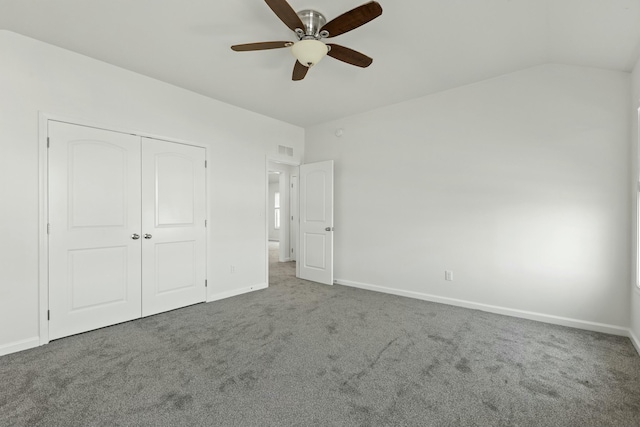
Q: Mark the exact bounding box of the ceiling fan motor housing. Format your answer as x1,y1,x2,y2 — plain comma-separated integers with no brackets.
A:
296,9,328,39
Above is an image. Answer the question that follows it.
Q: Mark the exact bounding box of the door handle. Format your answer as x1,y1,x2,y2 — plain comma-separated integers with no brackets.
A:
131,234,140,240
325,227,334,232
144,234,152,239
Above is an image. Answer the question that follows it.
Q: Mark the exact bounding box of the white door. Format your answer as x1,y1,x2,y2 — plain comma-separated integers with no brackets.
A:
141,138,207,316
48,122,142,340
297,160,334,285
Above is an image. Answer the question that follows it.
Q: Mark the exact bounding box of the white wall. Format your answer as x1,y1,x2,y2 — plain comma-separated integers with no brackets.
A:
306,64,631,333
268,181,280,241
0,31,304,355
631,56,640,350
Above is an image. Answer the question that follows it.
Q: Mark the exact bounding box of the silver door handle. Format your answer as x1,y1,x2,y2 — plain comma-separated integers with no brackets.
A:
325,227,334,231
131,234,140,240
144,234,152,239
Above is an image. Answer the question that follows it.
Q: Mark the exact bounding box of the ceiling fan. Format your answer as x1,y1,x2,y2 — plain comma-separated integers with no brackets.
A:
231,0,383,81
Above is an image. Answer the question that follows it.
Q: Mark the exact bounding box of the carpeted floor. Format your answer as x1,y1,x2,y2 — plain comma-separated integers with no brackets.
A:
1,241,640,426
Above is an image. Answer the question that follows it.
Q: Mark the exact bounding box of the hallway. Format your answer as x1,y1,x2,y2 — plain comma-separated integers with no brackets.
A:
268,241,296,287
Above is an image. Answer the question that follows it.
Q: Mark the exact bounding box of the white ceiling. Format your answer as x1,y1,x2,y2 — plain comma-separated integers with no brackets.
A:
1,0,639,127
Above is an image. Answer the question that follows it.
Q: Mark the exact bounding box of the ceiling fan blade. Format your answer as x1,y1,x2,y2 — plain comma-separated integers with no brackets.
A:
327,44,373,68
231,41,292,52
292,61,309,81
265,0,305,32
320,1,383,38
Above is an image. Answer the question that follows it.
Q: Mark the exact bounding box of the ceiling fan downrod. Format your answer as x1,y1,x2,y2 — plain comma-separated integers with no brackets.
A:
295,9,330,39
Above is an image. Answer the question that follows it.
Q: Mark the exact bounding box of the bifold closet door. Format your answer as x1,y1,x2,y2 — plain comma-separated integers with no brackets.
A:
141,138,207,316
48,122,142,340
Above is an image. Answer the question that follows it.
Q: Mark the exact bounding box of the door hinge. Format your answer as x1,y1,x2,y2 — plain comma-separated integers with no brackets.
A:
47,137,50,148
205,280,208,288
47,310,50,320
291,183,293,188
205,220,207,227
205,160,207,168
47,223,50,234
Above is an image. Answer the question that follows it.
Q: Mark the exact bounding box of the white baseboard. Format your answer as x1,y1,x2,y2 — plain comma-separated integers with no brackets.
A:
0,337,40,357
629,329,640,356
207,283,268,303
335,278,629,337
1,286,637,358
1,284,269,357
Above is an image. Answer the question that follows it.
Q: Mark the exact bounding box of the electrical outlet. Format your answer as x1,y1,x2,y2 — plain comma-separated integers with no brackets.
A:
230,265,236,274
445,270,453,281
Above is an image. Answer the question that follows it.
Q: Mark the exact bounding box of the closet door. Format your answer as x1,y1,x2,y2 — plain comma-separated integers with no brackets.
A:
48,122,142,340
141,138,207,316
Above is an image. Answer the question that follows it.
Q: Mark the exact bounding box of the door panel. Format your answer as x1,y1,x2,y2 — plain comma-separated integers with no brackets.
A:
48,121,142,340
69,142,128,228
304,233,326,269
155,241,197,294
69,246,129,310
156,154,196,225
304,170,327,221
141,138,206,316
297,160,334,285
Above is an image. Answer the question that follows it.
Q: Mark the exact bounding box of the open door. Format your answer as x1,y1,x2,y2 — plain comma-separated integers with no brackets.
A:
297,160,334,285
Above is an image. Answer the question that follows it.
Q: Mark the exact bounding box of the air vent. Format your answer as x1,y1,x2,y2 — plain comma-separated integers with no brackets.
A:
278,145,294,157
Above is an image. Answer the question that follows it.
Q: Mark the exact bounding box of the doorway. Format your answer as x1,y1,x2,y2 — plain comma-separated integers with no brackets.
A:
267,160,299,285
265,159,335,287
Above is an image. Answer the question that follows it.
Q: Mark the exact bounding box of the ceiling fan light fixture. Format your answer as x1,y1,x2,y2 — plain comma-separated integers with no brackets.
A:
291,39,328,67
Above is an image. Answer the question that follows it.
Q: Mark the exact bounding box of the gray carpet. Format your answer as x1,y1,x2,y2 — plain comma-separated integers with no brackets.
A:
2,242,640,426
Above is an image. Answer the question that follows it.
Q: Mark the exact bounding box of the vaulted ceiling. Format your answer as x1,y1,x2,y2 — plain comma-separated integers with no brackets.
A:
1,0,639,127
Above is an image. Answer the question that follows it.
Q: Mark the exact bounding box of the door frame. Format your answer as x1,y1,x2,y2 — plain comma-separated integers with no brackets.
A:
265,156,300,287
290,174,298,262
38,112,209,345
